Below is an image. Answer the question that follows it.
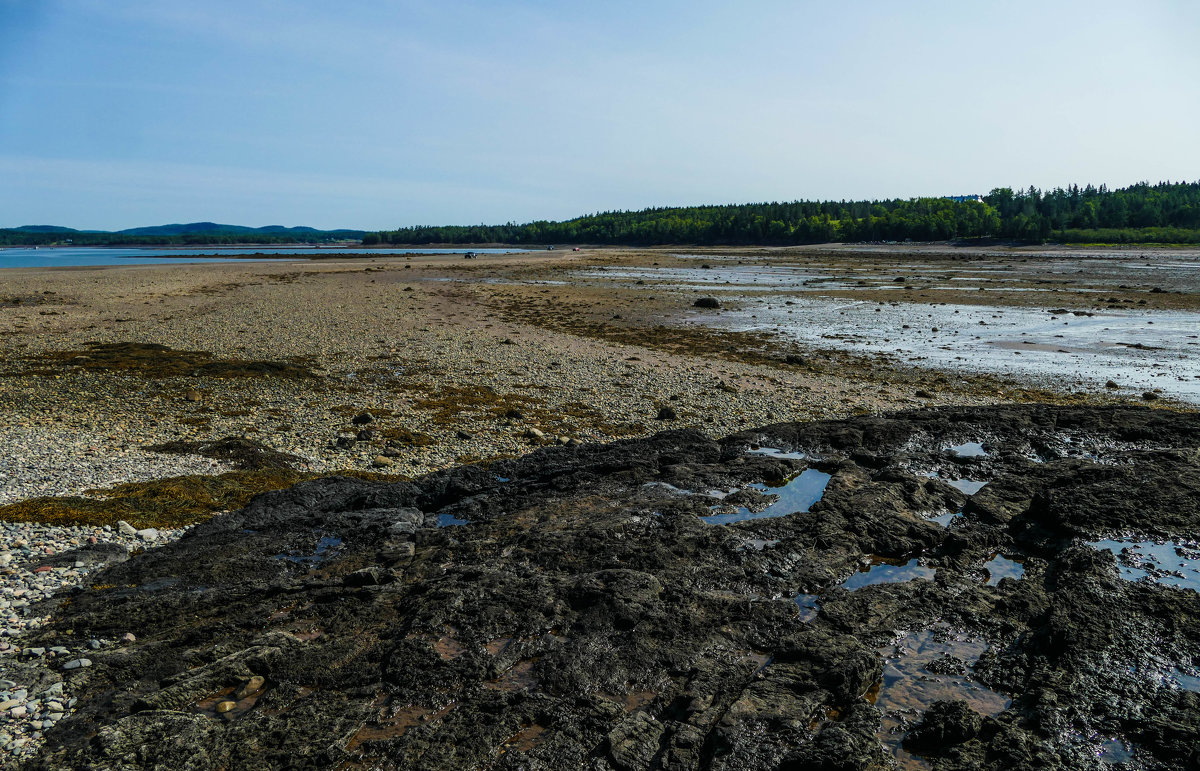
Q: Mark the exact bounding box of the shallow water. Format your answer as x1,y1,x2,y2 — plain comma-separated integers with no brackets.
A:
583,260,1200,402
873,627,1010,768
437,514,470,527
982,554,1025,585
1089,538,1200,591
746,446,808,460
273,535,343,563
794,593,821,621
842,557,935,590
927,511,962,527
946,478,988,495
701,469,831,525
0,246,526,269
1095,737,1136,765
947,441,989,458
728,296,1200,403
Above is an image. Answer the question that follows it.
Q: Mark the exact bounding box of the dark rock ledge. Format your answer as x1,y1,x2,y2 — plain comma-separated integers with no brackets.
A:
21,405,1200,770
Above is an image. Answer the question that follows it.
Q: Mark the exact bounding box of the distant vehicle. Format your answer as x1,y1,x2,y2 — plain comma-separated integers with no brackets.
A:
547,246,556,251
572,247,580,251
463,251,477,259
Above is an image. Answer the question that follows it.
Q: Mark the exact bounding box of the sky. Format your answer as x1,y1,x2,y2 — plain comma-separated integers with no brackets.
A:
1,0,1198,230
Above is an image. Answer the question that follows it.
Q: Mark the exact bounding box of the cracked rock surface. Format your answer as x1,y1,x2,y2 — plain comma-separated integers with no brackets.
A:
20,405,1200,770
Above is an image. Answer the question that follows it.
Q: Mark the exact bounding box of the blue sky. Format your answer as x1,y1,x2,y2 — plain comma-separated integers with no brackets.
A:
1,0,1198,230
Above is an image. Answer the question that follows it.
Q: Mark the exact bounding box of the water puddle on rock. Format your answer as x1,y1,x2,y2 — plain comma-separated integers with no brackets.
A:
947,442,989,458
921,472,987,496
437,513,470,528
345,701,457,753
946,479,987,495
273,535,343,564
499,723,549,754
1088,538,1200,591
701,469,831,525
195,679,269,721
926,511,962,527
484,657,539,692
794,593,821,622
1168,668,1200,692
871,627,1011,769
981,554,1025,585
746,446,808,460
1095,737,1137,764
842,557,936,591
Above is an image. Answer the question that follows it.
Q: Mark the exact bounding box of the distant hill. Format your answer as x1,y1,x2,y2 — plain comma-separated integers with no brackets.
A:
2,222,367,246
14,225,83,233
116,222,366,238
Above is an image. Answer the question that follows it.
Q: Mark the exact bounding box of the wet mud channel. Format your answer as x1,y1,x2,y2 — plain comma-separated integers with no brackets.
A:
19,405,1200,770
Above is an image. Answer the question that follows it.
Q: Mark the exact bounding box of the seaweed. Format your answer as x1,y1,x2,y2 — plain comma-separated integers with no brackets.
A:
31,342,315,379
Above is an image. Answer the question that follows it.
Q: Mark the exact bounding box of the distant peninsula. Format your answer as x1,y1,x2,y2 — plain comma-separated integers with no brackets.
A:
0,223,366,246
7,180,1200,247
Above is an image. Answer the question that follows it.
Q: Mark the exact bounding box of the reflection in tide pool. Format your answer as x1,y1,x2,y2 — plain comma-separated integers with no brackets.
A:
982,554,1025,585
437,513,470,527
701,469,831,525
794,594,821,622
1089,538,1200,592
1169,669,1200,692
746,446,808,460
946,479,988,495
927,511,962,527
947,441,989,458
842,557,935,590
872,627,1010,768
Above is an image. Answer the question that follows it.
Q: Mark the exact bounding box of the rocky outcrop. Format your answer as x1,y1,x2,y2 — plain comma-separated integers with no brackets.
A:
21,405,1200,770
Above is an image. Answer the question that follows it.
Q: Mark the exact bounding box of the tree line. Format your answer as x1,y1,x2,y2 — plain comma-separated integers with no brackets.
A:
366,180,1200,246
0,231,333,247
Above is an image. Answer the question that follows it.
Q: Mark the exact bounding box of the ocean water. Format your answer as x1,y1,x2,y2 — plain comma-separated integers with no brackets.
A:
0,246,525,269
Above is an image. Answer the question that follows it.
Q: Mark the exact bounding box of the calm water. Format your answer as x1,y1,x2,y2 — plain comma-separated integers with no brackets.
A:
0,246,526,269
576,259,1200,403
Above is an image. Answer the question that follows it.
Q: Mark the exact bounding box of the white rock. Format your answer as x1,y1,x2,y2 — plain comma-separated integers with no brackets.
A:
116,521,137,537
136,528,159,541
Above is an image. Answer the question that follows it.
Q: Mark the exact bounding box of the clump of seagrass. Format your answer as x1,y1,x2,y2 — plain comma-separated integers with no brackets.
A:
37,341,314,378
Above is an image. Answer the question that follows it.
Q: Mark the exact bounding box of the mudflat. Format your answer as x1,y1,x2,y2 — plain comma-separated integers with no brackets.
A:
3,243,1193,500
1,244,1198,768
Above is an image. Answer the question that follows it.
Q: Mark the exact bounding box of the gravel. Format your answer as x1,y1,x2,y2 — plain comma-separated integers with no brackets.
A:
0,520,186,762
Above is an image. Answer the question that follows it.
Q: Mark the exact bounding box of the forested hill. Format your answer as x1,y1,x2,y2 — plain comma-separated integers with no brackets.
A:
0,223,366,246
368,180,1200,246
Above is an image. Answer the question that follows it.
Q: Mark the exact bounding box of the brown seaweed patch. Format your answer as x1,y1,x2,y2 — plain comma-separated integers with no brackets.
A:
0,469,303,529
33,342,315,378
146,436,303,470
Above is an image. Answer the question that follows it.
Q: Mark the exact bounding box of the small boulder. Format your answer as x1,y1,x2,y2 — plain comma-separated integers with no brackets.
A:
183,390,203,403
236,676,267,699
903,700,982,751
371,455,393,468
351,412,375,425
116,520,138,537
656,406,678,421
693,297,721,309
